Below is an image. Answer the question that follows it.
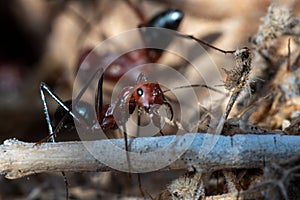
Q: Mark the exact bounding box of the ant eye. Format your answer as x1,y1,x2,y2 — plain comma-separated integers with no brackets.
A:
137,88,143,96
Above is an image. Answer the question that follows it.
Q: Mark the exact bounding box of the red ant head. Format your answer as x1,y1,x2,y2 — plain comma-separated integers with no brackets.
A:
132,82,165,110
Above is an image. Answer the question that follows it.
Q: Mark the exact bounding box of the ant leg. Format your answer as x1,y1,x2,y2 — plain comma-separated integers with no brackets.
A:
159,130,165,136
120,122,133,182
40,68,103,199
40,68,102,198
40,82,79,123
137,173,145,197
61,171,69,200
73,68,103,106
39,83,70,200
40,67,104,142
121,123,131,169
39,83,81,142
95,72,104,122
39,83,56,142
137,106,142,138
54,68,104,136
136,107,146,197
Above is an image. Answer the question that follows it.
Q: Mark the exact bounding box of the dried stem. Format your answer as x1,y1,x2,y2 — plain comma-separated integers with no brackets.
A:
216,47,252,135
0,133,299,179
287,38,291,71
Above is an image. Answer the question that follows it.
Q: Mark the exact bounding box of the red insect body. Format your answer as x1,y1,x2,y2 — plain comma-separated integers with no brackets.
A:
98,74,172,132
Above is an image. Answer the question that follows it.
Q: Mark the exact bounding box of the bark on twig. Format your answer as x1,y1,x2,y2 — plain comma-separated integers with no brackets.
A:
0,133,299,179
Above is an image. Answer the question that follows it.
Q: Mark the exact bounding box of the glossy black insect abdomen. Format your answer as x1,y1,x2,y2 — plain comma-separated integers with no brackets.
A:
147,9,184,30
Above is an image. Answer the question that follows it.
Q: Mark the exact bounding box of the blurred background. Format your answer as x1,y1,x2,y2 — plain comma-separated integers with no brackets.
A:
0,0,276,142
0,0,299,199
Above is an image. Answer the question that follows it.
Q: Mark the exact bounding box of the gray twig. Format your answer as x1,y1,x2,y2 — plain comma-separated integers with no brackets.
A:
0,133,299,179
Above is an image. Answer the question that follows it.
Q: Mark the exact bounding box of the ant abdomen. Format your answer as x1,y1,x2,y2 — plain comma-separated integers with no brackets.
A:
145,9,184,32
142,9,184,60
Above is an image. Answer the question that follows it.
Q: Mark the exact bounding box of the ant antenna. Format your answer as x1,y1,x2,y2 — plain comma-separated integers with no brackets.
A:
174,32,236,54
163,84,225,94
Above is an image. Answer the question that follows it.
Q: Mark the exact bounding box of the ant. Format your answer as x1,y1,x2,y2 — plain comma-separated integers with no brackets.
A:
42,7,185,145
40,3,242,199
39,7,185,199
41,66,221,199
